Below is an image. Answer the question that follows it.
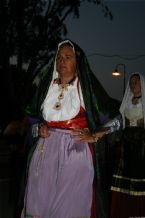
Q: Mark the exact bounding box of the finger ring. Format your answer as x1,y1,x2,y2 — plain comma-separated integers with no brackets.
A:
92,134,99,143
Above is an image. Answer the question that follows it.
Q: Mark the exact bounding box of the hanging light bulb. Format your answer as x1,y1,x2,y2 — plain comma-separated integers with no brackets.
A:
111,63,126,95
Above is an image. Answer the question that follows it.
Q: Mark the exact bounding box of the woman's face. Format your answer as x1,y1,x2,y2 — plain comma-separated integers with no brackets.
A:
56,45,77,80
130,75,141,96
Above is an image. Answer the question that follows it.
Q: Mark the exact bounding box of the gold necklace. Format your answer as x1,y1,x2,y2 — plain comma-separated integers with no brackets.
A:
53,84,69,110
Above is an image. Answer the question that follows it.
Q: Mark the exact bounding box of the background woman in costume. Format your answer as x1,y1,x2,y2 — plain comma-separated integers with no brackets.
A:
110,72,145,218
21,40,119,218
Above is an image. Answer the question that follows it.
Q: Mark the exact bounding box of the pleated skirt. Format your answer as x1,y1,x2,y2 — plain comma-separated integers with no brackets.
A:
21,128,94,218
110,127,145,218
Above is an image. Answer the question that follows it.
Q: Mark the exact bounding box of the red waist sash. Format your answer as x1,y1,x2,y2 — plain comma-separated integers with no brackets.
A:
46,106,88,130
47,116,88,130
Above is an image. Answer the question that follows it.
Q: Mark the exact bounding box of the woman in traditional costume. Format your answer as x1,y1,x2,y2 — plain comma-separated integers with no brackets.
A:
21,40,119,218
110,72,145,218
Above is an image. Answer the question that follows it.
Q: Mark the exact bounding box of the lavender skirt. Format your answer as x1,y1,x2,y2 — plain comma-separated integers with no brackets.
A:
21,128,94,218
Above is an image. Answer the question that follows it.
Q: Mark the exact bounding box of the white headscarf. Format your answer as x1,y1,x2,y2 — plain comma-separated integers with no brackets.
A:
41,40,85,121
52,40,75,82
120,72,145,128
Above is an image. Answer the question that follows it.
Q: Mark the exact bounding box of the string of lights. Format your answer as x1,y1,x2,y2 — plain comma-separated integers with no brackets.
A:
87,53,145,60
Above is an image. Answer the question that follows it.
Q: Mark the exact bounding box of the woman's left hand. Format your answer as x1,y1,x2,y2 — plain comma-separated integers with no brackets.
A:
71,128,108,143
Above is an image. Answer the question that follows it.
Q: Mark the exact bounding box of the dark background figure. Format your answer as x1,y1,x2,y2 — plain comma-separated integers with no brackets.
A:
110,72,145,218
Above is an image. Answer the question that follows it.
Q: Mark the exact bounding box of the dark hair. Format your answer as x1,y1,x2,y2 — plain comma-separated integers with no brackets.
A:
130,73,140,80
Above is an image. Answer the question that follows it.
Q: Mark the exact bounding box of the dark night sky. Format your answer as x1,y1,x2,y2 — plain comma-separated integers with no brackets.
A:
65,0,145,101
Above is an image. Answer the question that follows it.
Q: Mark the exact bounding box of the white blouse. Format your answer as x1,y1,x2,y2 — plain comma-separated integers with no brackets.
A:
124,98,143,126
41,78,85,121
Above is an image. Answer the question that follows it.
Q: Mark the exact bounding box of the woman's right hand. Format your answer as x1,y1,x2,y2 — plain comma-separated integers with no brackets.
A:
71,128,108,143
39,124,50,138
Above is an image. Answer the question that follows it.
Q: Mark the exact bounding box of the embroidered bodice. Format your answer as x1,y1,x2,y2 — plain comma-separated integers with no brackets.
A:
124,99,144,127
41,78,85,122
